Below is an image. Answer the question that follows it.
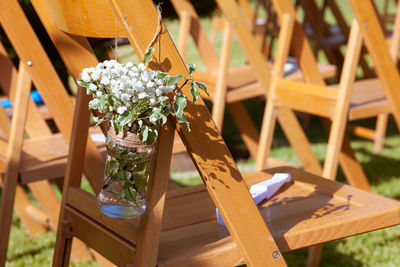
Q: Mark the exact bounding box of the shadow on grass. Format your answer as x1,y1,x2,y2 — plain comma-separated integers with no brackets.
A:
7,242,54,262
355,147,400,185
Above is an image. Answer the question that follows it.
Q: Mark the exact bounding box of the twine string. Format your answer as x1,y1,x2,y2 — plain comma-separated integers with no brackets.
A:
114,5,163,66
145,4,162,62
114,16,118,61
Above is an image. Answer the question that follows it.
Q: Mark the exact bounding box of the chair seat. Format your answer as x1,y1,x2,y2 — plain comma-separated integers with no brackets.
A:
0,131,106,184
196,62,337,102
327,78,390,120
19,133,69,184
65,166,400,266
348,78,390,120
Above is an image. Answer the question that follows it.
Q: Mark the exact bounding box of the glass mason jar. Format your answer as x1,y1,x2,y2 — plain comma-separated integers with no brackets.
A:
97,126,156,219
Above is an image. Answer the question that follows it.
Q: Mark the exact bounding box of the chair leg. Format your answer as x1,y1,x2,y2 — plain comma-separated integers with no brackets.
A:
52,220,74,267
211,20,233,129
373,113,388,154
227,102,259,159
0,183,47,265
307,245,323,267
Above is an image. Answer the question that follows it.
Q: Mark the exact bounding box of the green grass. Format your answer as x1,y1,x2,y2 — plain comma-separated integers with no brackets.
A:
6,121,400,266
4,5,400,266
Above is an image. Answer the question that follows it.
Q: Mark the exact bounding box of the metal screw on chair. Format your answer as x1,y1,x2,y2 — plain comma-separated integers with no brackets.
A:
363,23,368,29
272,251,280,259
231,21,236,26
27,60,33,67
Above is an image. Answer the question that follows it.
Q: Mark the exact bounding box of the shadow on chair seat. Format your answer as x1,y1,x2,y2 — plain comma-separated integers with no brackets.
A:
63,166,400,266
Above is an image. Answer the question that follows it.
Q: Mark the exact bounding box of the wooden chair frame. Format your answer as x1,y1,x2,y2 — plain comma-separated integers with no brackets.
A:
29,0,400,266
257,0,400,265
0,0,109,264
213,0,371,191
171,0,336,175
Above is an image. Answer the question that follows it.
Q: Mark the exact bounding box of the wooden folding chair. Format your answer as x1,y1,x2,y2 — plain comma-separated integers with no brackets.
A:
212,0,372,193
323,0,399,154
171,0,335,174
349,0,400,149
251,0,400,265
30,0,400,266
0,0,109,265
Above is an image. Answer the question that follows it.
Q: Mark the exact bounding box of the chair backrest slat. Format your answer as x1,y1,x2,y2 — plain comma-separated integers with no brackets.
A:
350,0,400,127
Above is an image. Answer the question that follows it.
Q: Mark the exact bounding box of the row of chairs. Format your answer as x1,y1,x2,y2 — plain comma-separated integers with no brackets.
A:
0,0,399,266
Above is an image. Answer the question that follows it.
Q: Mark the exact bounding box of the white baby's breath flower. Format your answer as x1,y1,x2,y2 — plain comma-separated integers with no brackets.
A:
91,69,101,80
101,76,110,85
138,120,143,126
96,91,103,97
138,63,146,72
81,69,91,82
141,73,149,83
138,92,148,99
121,93,130,101
149,98,156,105
156,79,163,86
117,106,127,114
134,81,144,91
89,83,97,91
146,81,155,88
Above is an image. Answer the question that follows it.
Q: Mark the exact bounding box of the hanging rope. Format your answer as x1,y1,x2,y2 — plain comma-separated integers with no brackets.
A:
145,4,162,61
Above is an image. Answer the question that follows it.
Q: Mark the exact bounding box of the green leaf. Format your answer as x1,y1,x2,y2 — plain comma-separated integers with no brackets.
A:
190,81,199,102
142,125,149,142
173,93,187,118
187,63,196,75
197,82,209,96
123,171,132,181
146,128,158,145
173,93,190,131
77,79,89,88
113,120,122,135
123,186,137,203
167,75,184,86
105,160,119,177
155,71,167,80
135,178,147,191
160,113,167,125
143,46,154,65
134,162,147,172
88,98,100,109
117,110,137,127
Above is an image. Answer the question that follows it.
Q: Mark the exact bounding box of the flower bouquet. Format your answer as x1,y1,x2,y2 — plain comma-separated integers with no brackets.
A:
77,48,206,219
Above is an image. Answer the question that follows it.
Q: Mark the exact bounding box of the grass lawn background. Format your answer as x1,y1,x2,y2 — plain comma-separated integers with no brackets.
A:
4,1,400,266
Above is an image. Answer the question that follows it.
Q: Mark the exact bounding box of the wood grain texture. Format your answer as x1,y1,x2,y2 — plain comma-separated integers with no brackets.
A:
31,0,107,194
108,0,285,265
256,13,294,171
0,63,35,266
134,122,175,266
349,0,400,131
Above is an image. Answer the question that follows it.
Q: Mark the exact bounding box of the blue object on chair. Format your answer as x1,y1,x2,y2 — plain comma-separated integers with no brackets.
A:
0,90,43,108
